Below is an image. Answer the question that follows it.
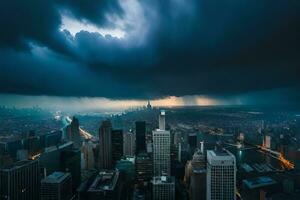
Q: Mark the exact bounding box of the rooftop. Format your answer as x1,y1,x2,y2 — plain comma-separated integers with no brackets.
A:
42,172,70,184
0,160,37,171
152,176,175,184
88,170,119,192
243,176,277,189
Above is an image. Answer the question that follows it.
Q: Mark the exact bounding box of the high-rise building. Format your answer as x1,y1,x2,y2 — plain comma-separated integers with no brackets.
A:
98,120,113,169
116,156,135,182
136,121,146,154
39,141,74,176
112,129,123,165
187,147,206,200
136,153,153,183
66,117,82,148
87,170,123,200
152,176,175,200
82,140,95,170
153,129,171,176
207,150,236,200
123,131,135,156
159,110,166,130
0,160,40,200
41,172,73,200
60,148,81,191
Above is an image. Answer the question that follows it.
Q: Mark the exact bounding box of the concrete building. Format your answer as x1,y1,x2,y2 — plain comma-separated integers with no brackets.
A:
207,149,236,200
66,117,82,149
82,140,95,170
136,121,146,154
159,110,166,130
98,120,113,169
153,129,171,176
112,129,123,165
41,172,72,200
136,153,153,183
123,131,135,156
152,176,175,200
87,170,122,200
0,160,40,200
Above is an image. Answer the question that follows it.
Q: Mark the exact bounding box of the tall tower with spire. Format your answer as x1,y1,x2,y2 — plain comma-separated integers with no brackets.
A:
147,100,152,110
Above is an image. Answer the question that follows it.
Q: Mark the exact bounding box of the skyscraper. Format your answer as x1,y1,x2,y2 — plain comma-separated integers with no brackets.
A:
135,121,146,154
136,153,153,183
0,160,40,200
112,129,123,165
66,116,82,148
123,131,135,156
153,129,171,176
82,140,95,170
60,148,81,191
187,147,206,200
152,176,175,200
98,120,113,169
159,110,166,130
207,149,236,200
41,172,73,200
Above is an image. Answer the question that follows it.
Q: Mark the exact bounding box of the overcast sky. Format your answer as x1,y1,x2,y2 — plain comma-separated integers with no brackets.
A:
0,0,299,109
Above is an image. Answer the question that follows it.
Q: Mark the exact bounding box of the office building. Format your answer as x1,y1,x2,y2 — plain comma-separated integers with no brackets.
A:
153,129,171,176
159,110,166,130
116,156,135,182
39,141,74,177
136,121,146,154
188,147,206,200
112,129,123,165
87,170,122,200
66,116,82,148
60,148,81,191
40,130,62,148
82,140,96,170
136,153,153,183
0,160,40,200
123,131,135,156
207,150,236,200
98,120,113,169
41,172,73,200
152,176,175,200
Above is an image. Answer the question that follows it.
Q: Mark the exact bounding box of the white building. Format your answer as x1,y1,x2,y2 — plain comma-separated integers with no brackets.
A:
207,150,236,200
153,129,171,176
152,176,175,200
159,110,166,130
123,132,135,156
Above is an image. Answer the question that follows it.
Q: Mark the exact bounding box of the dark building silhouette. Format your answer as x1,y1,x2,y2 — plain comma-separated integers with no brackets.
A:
112,129,123,165
60,148,81,192
135,121,146,154
41,172,73,200
136,153,153,183
66,117,82,148
98,120,113,169
0,160,40,200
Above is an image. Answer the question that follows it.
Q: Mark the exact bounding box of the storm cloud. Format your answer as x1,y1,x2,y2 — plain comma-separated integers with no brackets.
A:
0,0,299,103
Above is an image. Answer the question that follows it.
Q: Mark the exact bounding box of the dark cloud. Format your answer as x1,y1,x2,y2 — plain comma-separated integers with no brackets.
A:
0,0,299,104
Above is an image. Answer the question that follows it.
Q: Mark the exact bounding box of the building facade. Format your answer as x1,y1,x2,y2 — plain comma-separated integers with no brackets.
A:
98,120,113,169
207,150,236,200
0,160,40,200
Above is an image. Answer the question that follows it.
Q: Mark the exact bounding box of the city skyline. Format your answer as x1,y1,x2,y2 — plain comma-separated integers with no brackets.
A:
0,1,300,108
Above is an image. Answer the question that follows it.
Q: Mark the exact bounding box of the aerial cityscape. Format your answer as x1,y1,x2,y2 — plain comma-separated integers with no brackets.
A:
1,1,300,200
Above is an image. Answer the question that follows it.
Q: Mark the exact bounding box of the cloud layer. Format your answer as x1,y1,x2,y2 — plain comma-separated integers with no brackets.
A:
0,0,299,103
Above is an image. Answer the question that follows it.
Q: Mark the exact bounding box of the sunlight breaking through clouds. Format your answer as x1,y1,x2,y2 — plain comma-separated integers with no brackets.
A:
60,15,126,39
